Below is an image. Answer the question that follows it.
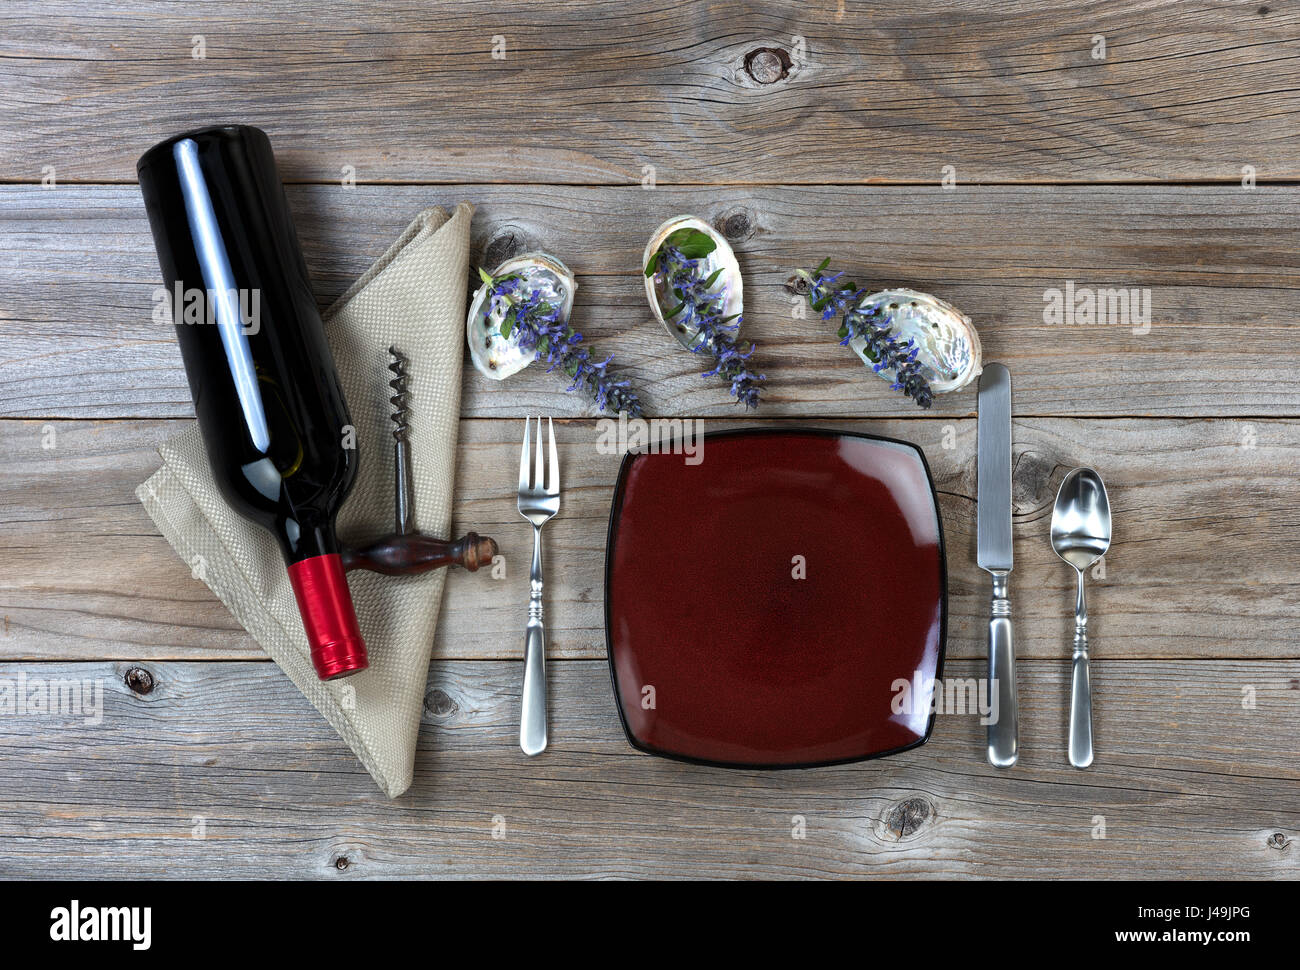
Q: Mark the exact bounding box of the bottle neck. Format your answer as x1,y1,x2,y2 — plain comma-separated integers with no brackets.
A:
286,550,368,680
278,516,368,681
277,516,340,565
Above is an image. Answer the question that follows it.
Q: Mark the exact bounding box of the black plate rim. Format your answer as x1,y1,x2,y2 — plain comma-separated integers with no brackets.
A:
601,424,948,770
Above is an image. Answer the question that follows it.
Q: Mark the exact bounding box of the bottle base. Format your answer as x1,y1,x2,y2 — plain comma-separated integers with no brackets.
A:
313,642,369,681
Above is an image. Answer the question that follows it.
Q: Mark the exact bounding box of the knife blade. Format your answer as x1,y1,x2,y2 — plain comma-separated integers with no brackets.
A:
977,364,1013,571
977,362,1018,767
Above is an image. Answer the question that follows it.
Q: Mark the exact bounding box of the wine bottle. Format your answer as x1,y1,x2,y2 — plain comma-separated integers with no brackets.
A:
137,125,368,681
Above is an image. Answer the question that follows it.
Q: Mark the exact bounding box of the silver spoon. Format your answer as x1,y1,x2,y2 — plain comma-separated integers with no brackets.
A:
1050,467,1111,769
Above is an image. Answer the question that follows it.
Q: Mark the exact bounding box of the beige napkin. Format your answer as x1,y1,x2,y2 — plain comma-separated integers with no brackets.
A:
137,202,473,798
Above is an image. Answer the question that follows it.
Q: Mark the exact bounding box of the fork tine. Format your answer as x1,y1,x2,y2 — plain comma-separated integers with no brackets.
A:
534,414,545,493
518,416,532,493
547,416,560,496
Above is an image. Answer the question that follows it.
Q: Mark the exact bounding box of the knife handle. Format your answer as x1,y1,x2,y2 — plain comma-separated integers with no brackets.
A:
987,572,1018,768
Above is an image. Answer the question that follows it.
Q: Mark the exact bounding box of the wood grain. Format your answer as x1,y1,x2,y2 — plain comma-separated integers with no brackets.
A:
3,184,1299,420
2,416,1295,662
3,0,1298,881
2,1,1298,184
0,658,1294,879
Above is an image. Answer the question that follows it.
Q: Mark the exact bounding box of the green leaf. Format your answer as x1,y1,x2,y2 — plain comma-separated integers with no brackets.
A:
816,257,831,274
477,266,495,286
837,324,849,339
664,227,718,260
704,267,724,289
499,307,516,340
664,301,686,319
647,228,718,276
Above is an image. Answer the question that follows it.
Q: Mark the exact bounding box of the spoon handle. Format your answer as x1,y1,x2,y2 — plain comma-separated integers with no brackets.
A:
1069,569,1094,768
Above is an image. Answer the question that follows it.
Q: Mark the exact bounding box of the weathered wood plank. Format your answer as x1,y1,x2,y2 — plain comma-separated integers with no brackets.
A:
0,659,1294,879
3,0,1294,885
2,416,1295,662
2,1,1297,184
3,184,1299,419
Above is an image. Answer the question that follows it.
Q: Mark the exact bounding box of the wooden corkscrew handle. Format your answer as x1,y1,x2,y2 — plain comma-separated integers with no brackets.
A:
341,531,498,576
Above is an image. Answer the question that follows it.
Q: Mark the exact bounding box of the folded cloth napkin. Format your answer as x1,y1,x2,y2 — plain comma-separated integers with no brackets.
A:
137,202,473,798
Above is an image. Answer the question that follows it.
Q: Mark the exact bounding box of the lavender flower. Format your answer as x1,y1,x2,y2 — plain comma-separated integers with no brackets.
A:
646,233,764,409
790,260,935,409
483,269,643,417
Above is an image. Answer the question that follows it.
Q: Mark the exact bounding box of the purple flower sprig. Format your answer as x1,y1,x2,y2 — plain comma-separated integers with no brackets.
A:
790,259,935,409
483,269,643,417
646,232,764,409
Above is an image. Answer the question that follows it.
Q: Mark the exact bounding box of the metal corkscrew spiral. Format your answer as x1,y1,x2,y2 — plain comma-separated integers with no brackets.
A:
388,346,415,534
388,346,411,441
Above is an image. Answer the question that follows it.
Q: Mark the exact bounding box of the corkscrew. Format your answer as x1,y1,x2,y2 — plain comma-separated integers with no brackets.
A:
340,347,498,576
388,346,415,535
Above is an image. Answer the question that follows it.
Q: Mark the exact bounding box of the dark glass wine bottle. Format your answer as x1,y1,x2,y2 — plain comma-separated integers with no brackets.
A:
137,125,367,681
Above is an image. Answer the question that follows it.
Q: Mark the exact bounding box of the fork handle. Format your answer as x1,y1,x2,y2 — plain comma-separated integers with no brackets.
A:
520,524,547,756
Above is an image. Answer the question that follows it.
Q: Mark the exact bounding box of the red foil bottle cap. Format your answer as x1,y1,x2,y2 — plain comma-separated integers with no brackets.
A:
287,553,369,680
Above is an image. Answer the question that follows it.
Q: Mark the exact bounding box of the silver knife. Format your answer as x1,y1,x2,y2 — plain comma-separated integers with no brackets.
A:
977,363,1018,768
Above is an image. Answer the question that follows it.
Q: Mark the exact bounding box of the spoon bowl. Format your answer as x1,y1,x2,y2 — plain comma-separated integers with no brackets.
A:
1051,468,1112,569
1051,467,1112,769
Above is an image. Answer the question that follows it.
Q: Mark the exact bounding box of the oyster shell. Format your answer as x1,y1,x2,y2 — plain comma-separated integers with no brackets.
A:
642,215,743,353
466,252,576,380
847,288,982,394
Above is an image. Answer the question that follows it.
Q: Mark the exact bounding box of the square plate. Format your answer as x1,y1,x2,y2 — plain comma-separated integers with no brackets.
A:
604,427,946,768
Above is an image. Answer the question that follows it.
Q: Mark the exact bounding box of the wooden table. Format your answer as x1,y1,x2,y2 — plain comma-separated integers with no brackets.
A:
2,1,1297,879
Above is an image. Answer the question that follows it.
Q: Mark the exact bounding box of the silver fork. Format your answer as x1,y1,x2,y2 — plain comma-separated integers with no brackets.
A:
516,416,559,756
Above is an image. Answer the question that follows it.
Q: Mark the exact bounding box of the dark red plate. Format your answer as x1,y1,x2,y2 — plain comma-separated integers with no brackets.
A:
604,428,946,768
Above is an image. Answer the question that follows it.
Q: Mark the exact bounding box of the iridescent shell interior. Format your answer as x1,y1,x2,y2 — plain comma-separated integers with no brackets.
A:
466,253,576,380
847,288,982,394
642,215,743,352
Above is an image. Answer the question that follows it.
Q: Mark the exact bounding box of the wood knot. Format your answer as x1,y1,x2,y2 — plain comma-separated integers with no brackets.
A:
425,687,459,719
716,207,755,243
124,667,154,695
333,855,351,871
482,226,530,268
1013,450,1058,511
1258,5,1271,15
885,796,933,839
1266,832,1291,851
744,47,793,85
